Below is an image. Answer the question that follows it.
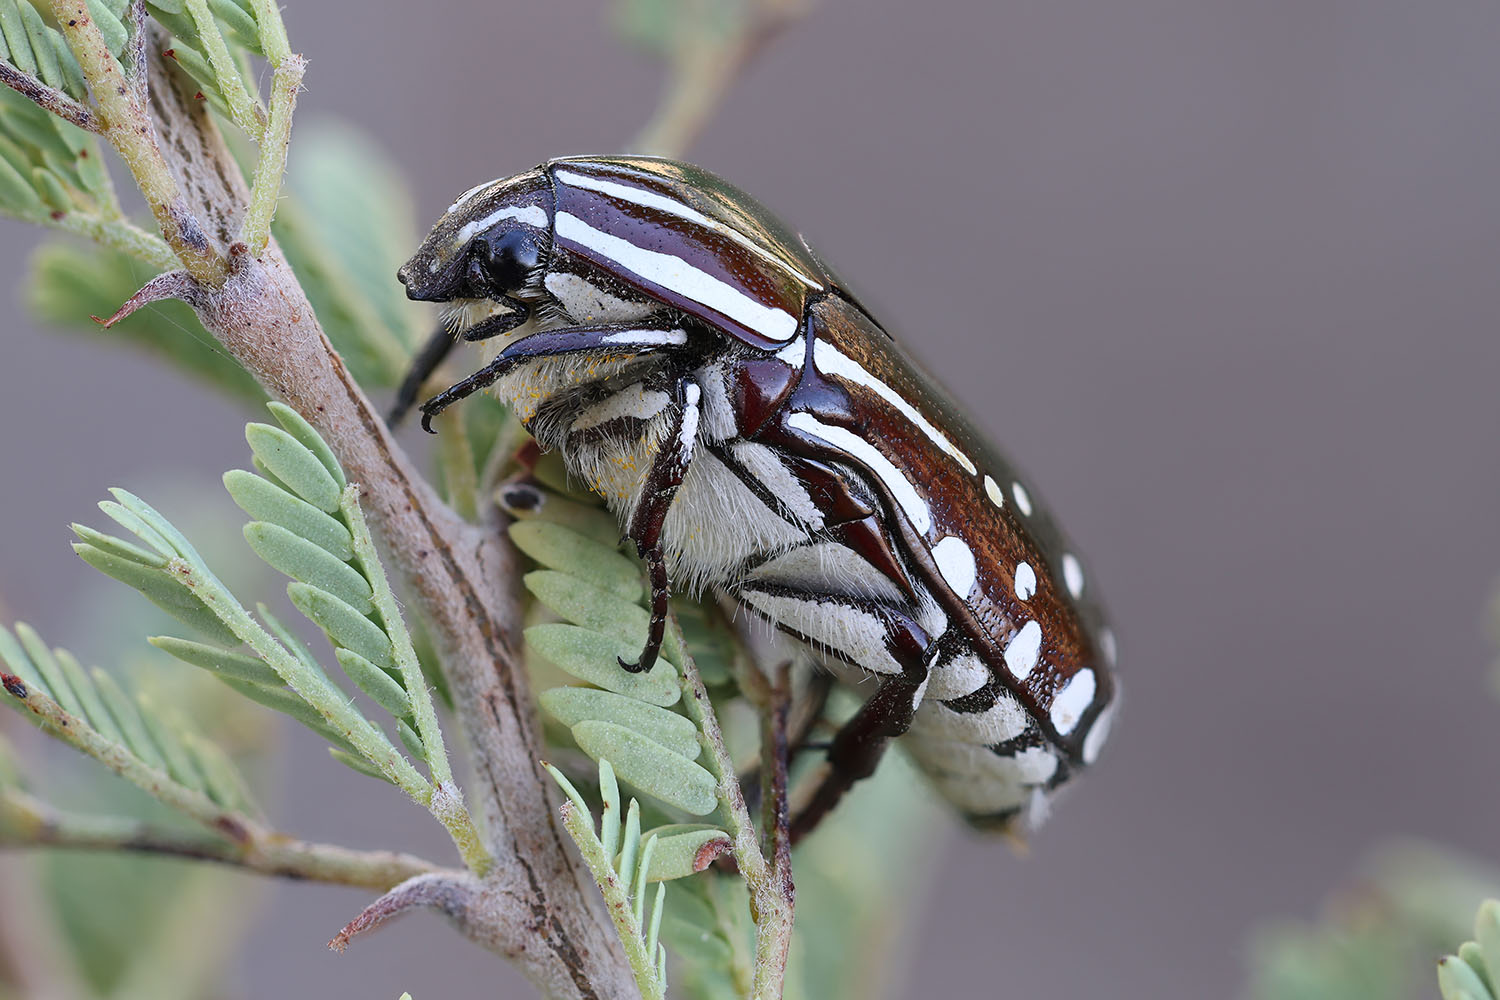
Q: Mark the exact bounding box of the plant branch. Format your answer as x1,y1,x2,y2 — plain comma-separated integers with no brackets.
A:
0,787,441,891
630,0,808,158
558,801,665,1000
671,614,795,1000
182,0,265,138
50,0,225,283
53,210,177,268
341,484,491,875
120,40,636,999
240,54,302,254
1,671,256,837
0,61,99,131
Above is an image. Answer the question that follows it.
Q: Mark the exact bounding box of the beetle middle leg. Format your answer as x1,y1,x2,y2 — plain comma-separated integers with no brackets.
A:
617,378,701,673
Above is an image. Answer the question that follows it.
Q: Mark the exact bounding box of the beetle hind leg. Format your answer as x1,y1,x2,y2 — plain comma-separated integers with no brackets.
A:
730,580,934,839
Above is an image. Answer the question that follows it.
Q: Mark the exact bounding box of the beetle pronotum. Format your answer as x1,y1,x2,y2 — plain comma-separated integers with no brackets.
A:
394,156,1117,834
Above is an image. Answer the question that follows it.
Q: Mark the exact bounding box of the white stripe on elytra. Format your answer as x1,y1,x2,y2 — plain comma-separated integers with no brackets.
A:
787,412,931,533
931,535,977,597
812,340,978,475
554,169,824,291
556,212,799,342
984,475,1005,509
774,336,805,368
455,203,549,245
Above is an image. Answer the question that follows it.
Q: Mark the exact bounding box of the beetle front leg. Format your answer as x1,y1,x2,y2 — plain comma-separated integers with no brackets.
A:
389,310,530,426
619,379,702,674
417,321,691,432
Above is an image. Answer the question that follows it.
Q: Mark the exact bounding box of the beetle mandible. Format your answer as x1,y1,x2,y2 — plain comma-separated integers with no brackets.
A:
394,156,1117,834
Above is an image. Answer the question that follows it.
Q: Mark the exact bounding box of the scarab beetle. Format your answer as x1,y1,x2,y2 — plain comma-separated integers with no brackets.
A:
394,156,1117,833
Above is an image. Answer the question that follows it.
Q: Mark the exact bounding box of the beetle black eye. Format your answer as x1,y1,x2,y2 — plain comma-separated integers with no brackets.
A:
470,230,542,298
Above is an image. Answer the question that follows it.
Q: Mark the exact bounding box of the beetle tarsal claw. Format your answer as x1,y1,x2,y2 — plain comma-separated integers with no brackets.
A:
94,269,198,328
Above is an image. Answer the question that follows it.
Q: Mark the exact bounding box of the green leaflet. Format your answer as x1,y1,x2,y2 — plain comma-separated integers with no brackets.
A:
571,720,717,817
0,622,257,813
148,635,283,687
637,826,733,882
72,541,242,647
1439,902,1500,1000
90,668,168,772
265,402,345,488
545,760,670,998
244,423,342,513
335,648,411,720
288,582,393,670
524,571,682,669
509,521,643,602
224,469,354,560
525,624,679,707
539,686,700,761
244,520,373,613
330,747,394,784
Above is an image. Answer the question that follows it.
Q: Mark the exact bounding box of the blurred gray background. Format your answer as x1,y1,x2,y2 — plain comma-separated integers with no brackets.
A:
4,0,1500,996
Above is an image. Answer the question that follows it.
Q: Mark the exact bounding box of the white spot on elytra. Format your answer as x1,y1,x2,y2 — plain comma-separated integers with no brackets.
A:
1082,702,1115,765
1050,668,1096,735
1014,562,1036,601
1012,481,1033,517
1003,620,1042,680
1062,553,1085,598
1099,627,1117,667
932,536,977,597
984,475,1004,508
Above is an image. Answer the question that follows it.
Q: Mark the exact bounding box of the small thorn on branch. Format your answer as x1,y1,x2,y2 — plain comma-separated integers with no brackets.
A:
330,872,479,953
93,269,198,327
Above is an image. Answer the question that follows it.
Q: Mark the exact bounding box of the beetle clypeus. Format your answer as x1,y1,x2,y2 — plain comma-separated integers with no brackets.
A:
394,156,1117,834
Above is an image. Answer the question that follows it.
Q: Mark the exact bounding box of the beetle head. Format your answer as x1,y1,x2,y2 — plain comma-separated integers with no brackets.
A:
398,169,554,318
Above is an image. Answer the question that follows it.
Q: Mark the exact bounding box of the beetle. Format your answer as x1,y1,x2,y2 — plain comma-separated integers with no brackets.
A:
394,156,1117,834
